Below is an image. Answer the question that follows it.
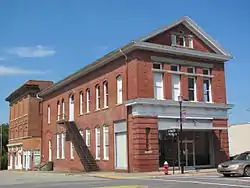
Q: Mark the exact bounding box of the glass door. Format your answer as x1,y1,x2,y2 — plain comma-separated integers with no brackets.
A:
179,140,195,167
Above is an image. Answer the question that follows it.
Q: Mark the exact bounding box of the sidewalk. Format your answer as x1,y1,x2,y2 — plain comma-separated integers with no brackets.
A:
86,168,217,179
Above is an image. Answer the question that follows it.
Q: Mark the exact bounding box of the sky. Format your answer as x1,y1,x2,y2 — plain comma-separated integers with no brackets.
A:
0,0,249,124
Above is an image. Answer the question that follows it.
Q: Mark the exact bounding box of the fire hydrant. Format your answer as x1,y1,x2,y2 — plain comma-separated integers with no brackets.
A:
164,161,169,175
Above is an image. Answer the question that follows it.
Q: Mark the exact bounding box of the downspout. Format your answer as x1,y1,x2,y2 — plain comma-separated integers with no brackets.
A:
119,49,130,172
36,94,44,162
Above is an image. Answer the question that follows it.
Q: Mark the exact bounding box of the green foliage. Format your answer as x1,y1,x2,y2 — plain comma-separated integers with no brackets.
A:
1,123,9,170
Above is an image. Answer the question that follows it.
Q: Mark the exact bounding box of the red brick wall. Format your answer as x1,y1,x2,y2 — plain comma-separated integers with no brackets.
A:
213,119,229,165
128,115,159,172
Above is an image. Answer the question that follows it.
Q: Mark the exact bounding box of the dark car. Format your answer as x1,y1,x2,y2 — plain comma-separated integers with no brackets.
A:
217,151,250,177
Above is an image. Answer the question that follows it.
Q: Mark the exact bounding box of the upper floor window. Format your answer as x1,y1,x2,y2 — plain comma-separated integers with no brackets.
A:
116,75,123,104
47,105,51,124
103,81,108,108
103,126,109,160
153,62,163,69
86,128,91,147
203,79,212,102
61,99,65,120
79,91,83,115
154,72,164,100
171,32,193,48
171,65,179,72
203,68,211,75
95,85,100,110
57,101,60,121
187,67,195,74
86,88,90,113
188,77,196,101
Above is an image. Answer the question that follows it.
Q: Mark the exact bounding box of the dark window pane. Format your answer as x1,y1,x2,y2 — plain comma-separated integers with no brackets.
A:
153,63,162,69
188,90,194,101
171,65,178,71
188,78,194,88
203,69,209,75
187,67,194,73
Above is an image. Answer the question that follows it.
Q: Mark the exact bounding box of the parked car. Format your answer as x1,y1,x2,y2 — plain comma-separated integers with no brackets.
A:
217,151,250,177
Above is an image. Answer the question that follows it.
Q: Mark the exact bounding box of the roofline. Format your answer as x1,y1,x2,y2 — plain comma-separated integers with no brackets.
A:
138,16,232,58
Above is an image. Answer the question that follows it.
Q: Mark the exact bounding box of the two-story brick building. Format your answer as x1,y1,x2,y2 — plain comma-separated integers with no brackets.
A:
5,80,53,170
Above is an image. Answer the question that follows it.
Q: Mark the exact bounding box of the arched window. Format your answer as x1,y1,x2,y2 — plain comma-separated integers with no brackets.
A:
116,75,123,104
79,91,84,115
103,81,108,108
95,85,100,110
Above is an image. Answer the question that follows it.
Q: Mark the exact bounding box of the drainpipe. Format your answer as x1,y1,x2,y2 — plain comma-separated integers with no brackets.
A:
36,94,43,162
119,49,130,172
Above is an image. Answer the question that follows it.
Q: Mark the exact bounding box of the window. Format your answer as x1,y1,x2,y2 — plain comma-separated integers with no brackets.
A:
86,128,90,147
70,142,74,159
48,140,52,161
116,75,123,104
61,133,65,159
177,35,185,47
171,65,179,71
153,62,162,69
172,75,180,101
47,105,51,124
56,134,60,159
188,77,196,101
203,69,210,75
146,127,151,151
57,101,60,121
154,73,164,99
103,126,109,160
95,85,100,110
187,67,195,74
79,92,83,115
61,99,65,120
203,79,212,102
95,127,101,160
187,37,194,48
103,81,108,108
86,89,90,112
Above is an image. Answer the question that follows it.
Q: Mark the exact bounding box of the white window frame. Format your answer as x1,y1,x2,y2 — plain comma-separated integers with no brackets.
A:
172,74,181,101
95,127,101,160
86,89,90,113
203,68,211,75
48,140,52,161
187,67,195,74
103,126,109,160
61,132,65,159
62,100,65,120
171,64,180,72
96,85,100,110
171,34,177,46
103,81,108,108
86,129,90,147
203,78,212,103
79,92,83,115
116,75,123,104
70,142,74,160
47,105,51,124
188,36,194,48
57,101,60,121
188,77,197,101
153,62,163,69
56,134,60,159
153,73,164,100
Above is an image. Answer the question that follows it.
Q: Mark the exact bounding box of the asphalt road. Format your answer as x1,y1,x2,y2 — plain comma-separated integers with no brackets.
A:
1,171,250,188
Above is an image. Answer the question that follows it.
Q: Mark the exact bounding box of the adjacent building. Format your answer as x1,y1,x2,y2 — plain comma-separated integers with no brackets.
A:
228,123,250,157
5,80,53,170
37,16,233,172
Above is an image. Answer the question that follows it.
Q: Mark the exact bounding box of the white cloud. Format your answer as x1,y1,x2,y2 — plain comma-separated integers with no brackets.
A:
0,65,48,75
6,45,56,58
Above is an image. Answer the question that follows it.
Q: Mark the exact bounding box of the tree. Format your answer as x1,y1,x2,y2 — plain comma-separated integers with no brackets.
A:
1,123,9,170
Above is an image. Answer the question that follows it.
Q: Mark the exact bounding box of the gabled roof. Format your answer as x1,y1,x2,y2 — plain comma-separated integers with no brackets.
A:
137,16,232,58
38,16,232,97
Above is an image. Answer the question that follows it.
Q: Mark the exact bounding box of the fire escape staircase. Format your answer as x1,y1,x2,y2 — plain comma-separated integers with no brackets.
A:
57,118,99,172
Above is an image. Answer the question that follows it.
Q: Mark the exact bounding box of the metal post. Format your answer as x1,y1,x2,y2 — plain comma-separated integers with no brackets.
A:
179,101,184,174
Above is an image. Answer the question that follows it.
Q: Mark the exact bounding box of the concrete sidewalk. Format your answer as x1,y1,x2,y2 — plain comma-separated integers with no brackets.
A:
86,168,217,179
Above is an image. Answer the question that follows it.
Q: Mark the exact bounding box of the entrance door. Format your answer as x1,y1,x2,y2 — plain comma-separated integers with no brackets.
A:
115,132,127,169
69,95,74,121
179,141,195,167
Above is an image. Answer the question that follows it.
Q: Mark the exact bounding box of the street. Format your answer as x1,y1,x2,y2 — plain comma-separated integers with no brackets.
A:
0,171,250,188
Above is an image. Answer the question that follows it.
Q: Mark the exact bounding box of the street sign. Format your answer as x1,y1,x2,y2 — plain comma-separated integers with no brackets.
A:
182,110,187,120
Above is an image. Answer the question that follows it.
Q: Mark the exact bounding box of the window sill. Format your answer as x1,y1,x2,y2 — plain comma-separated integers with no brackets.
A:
95,158,100,161
79,113,84,116
116,103,123,107
171,44,193,49
103,158,109,161
102,107,109,110
95,109,101,112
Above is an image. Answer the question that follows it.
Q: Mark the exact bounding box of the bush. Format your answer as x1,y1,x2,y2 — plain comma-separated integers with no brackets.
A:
1,152,8,170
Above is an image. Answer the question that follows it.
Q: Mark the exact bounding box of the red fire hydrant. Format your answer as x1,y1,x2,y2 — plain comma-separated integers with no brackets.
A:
164,161,169,175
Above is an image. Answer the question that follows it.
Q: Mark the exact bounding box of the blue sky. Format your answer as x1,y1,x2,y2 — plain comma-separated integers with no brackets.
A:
0,0,249,124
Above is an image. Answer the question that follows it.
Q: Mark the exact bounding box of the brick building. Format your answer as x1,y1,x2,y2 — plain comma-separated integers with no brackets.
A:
5,80,53,170
36,16,233,172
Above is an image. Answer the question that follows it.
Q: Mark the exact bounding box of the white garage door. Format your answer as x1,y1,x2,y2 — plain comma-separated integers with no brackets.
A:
115,132,127,169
